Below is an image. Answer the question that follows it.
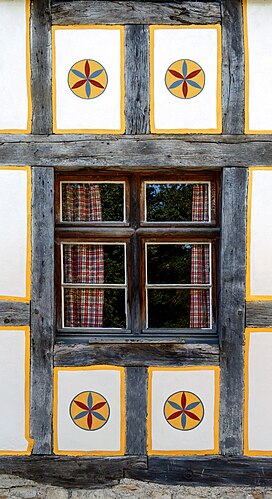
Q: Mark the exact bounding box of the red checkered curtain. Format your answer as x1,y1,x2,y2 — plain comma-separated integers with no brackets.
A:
189,185,210,328
63,184,104,328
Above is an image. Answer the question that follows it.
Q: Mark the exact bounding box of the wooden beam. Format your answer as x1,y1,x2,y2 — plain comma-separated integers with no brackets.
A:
30,0,52,134
1,135,272,168
54,342,219,367
51,2,221,25
221,0,245,134
246,302,272,327
218,168,247,456
31,168,54,454
125,25,150,134
0,302,30,326
126,367,147,454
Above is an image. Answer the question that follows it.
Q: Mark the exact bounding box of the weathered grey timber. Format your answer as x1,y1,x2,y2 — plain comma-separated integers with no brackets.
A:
0,456,146,488
51,1,221,25
218,168,247,456
125,26,149,134
126,368,147,454
54,342,219,366
30,0,52,134
31,168,54,454
221,0,245,134
1,135,272,168
126,456,272,486
0,302,30,326
246,302,272,327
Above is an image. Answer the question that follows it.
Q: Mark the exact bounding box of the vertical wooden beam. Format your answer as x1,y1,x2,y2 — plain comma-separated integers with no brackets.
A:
219,167,247,455
31,168,54,454
30,0,52,134
221,0,245,134
125,25,150,134
126,367,147,454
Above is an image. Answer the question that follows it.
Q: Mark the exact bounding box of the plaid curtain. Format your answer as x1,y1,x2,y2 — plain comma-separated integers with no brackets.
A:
63,184,104,327
190,184,210,328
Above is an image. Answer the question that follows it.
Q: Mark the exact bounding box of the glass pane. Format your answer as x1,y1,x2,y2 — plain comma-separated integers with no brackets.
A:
64,288,126,328
147,244,210,285
62,183,124,222
146,183,209,222
147,289,210,328
63,244,125,284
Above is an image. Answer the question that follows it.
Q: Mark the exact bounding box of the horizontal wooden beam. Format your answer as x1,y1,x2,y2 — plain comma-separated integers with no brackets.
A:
127,456,272,486
246,302,272,327
0,456,146,488
1,135,272,168
0,302,30,326
51,1,221,25
54,342,219,367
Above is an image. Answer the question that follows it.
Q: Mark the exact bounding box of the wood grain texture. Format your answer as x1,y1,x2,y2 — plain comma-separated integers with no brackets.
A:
246,302,272,327
30,0,52,134
221,0,245,134
51,1,221,25
0,456,146,488
125,25,149,134
54,342,219,367
1,135,272,168
126,367,147,454
218,168,247,456
31,168,54,454
0,302,30,326
126,456,272,486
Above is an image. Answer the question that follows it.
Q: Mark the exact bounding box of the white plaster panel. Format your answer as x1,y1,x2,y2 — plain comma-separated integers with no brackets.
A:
249,170,272,296
0,169,28,299
246,0,272,131
54,28,123,131
247,331,272,451
56,368,123,452
0,0,29,130
150,369,217,453
152,27,219,132
0,329,28,451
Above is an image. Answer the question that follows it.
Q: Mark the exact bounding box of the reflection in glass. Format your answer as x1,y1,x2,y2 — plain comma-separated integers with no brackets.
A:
63,244,125,285
147,244,210,285
64,288,126,328
62,183,124,222
146,183,209,222
147,289,210,329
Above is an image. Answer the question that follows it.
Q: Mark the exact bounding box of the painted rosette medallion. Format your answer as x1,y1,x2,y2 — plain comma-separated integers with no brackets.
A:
70,391,110,431
68,59,108,99
165,59,205,99
164,390,204,430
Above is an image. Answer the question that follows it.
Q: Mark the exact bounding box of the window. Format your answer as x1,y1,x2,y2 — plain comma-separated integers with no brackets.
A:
55,172,220,340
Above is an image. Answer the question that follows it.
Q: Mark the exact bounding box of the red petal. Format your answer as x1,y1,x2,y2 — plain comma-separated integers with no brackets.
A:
184,410,200,421
74,401,89,410
167,410,182,420
169,69,183,79
186,69,201,79
89,80,104,89
87,412,92,429
181,392,187,410
92,402,106,411
182,80,188,98
72,80,86,89
85,60,90,78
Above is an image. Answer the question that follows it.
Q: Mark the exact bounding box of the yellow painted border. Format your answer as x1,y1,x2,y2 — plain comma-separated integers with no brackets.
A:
0,167,31,303
53,365,126,456
243,0,272,134
52,25,125,134
149,24,222,134
0,0,32,134
0,326,33,455
246,166,272,301
244,328,272,456
147,366,220,456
